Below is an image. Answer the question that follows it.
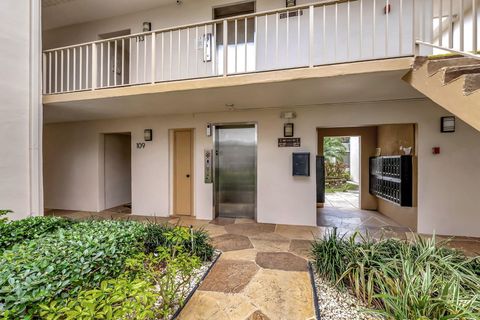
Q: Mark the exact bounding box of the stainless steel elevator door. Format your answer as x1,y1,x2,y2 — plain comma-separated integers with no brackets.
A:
215,125,256,219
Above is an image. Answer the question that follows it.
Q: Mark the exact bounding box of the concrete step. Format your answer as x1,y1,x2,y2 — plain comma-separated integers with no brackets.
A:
464,73,480,95
428,57,480,76
443,65,480,84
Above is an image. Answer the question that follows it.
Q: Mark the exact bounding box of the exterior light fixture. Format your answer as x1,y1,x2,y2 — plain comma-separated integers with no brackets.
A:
144,129,153,141
143,22,152,32
286,0,296,7
441,116,455,133
284,123,294,137
138,22,152,42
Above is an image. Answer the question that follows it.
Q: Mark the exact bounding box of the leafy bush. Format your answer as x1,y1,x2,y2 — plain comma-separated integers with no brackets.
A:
0,216,73,253
324,137,347,163
312,229,480,319
39,278,158,320
126,247,201,319
144,223,214,261
0,220,145,318
42,235,201,320
0,210,11,224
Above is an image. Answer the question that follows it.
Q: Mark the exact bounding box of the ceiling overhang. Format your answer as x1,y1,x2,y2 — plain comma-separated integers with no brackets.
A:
43,58,424,123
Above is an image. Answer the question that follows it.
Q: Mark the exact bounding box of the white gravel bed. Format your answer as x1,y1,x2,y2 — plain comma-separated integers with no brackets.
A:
167,250,221,319
312,270,384,320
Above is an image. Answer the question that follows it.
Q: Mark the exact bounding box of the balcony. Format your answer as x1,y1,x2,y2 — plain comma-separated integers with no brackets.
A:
42,0,479,96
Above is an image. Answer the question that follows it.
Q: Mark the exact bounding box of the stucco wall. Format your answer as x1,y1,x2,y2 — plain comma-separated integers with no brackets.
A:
44,98,480,236
0,0,42,220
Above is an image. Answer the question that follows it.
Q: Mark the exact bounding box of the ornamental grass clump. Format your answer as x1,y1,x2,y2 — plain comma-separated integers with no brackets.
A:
312,229,480,319
143,223,214,261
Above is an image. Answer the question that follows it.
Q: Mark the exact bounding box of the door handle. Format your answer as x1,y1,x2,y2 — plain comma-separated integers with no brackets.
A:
186,174,190,178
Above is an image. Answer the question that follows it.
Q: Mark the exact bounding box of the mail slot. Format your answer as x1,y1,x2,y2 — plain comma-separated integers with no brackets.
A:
293,152,310,176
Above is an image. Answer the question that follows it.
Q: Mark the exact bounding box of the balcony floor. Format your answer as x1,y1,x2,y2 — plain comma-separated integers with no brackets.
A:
43,58,423,124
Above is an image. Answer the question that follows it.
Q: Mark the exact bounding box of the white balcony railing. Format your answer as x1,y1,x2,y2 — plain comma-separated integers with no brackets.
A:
416,0,479,59
42,0,480,95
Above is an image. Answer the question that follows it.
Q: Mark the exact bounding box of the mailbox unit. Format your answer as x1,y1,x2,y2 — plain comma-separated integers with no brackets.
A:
369,155,413,207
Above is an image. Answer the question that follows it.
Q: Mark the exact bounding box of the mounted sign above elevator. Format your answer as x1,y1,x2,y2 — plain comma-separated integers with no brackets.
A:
214,124,257,220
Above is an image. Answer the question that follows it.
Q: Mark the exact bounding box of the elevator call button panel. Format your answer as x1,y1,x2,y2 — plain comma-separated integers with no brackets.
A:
204,149,213,183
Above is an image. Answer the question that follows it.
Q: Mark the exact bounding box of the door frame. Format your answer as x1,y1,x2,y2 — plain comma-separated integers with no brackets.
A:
172,128,194,216
98,132,132,212
211,122,257,221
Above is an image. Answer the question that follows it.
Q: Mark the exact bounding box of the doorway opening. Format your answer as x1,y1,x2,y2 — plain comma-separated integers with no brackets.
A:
214,124,257,219
98,29,131,86
316,125,418,233
103,133,132,212
323,136,360,209
214,1,256,74
173,129,194,216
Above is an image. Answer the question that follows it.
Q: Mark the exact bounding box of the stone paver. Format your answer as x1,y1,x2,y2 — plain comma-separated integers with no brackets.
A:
177,291,257,320
244,269,314,320
250,238,291,252
256,252,308,272
289,239,313,259
220,248,258,261
247,310,271,320
211,233,253,252
200,260,259,293
225,222,276,236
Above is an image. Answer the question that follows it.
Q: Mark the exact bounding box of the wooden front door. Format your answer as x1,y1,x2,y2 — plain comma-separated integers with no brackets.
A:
174,129,193,215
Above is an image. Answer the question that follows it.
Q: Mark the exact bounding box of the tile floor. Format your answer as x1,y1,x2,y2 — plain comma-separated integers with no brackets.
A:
45,207,480,319
324,191,360,209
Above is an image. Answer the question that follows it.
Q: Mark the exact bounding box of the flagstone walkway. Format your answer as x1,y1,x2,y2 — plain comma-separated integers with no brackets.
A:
177,217,319,320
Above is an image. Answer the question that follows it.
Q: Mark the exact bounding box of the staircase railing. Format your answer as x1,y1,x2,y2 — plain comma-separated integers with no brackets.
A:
415,0,480,60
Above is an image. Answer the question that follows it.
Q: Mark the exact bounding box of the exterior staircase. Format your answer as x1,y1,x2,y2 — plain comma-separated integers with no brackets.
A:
403,56,480,132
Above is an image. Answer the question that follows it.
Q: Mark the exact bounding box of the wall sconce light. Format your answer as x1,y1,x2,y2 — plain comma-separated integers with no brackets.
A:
143,22,152,32
144,129,153,141
284,123,294,137
384,4,392,14
286,0,296,7
441,116,455,133
138,22,152,42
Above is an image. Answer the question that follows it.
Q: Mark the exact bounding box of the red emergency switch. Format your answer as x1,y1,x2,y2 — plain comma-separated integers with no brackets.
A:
432,147,440,154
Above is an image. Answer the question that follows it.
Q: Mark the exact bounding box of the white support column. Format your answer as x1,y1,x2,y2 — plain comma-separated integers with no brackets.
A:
29,0,44,216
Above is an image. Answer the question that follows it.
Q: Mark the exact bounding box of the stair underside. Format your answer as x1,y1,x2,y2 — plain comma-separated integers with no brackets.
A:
403,56,480,132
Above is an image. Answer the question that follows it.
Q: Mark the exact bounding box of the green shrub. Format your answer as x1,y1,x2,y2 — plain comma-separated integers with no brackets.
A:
39,278,158,320
0,220,145,318
0,216,73,252
125,247,201,319
0,210,11,224
41,242,201,320
144,223,214,261
312,230,480,318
